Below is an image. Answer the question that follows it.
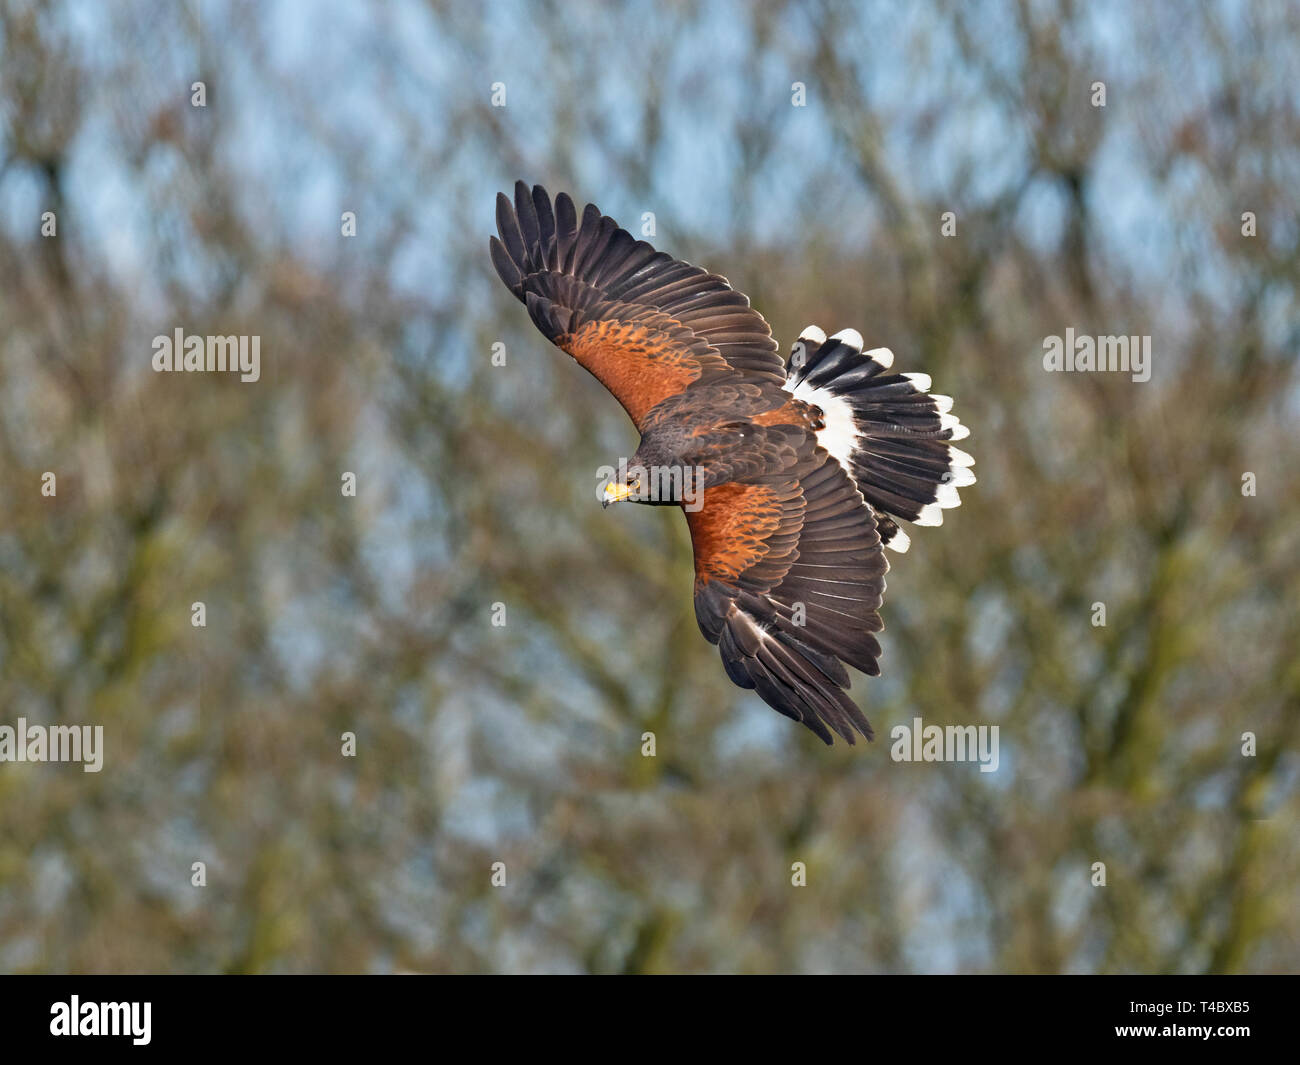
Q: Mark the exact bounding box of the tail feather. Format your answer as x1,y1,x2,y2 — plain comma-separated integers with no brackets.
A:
783,325,974,551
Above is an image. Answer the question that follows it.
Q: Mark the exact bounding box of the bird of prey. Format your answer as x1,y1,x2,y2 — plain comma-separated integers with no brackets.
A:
490,182,974,745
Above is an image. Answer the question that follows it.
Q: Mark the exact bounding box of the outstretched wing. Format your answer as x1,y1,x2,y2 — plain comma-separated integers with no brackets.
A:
686,457,889,745
490,182,787,429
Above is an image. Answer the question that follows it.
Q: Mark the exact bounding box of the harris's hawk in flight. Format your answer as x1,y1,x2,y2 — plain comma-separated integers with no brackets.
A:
491,182,974,745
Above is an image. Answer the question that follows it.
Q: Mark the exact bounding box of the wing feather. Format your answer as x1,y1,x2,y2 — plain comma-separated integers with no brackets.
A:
492,182,786,430
686,458,888,744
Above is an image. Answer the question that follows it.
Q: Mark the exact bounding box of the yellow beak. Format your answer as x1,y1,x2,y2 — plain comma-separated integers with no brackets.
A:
603,481,636,508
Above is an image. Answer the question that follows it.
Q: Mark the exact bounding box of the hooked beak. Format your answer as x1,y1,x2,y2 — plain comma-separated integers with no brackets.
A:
603,481,635,508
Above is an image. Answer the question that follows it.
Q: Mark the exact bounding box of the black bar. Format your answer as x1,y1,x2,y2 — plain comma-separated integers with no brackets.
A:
0,975,1292,1053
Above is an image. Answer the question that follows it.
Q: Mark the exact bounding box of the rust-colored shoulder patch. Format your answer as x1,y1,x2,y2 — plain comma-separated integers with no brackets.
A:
686,481,792,587
559,318,704,428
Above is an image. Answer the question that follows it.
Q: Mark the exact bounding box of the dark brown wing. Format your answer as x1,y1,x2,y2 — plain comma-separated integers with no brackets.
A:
686,459,888,745
490,182,787,429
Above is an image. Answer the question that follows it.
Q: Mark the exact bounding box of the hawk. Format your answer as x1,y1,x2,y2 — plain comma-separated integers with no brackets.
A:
490,182,974,745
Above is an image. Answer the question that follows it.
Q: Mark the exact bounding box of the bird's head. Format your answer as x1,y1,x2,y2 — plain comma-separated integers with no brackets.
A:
601,442,708,509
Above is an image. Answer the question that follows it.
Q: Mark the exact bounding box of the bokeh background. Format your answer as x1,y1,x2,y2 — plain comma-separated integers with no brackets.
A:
1,0,1297,973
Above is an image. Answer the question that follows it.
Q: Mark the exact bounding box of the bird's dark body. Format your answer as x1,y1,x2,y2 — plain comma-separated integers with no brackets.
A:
633,382,821,493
